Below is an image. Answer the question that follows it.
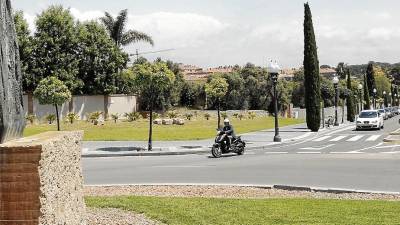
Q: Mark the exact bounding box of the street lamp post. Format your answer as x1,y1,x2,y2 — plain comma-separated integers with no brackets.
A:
383,91,387,108
396,93,398,106
389,92,392,107
373,88,377,109
333,76,339,126
267,61,281,142
358,84,363,111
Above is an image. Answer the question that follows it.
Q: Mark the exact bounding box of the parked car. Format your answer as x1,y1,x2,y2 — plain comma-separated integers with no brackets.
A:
378,109,388,120
385,107,393,118
356,110,384,130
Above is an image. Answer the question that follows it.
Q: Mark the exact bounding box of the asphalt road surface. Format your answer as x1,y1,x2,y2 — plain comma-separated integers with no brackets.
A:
83,117,400,192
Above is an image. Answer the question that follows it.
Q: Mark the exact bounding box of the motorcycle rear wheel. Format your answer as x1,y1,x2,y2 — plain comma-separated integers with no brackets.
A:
211,146,222,158
237,146,245,155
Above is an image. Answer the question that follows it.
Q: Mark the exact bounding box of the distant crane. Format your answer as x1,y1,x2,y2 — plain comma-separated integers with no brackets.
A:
129,48,176,61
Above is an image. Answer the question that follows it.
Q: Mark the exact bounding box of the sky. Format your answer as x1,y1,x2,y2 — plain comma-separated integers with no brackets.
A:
11,0,400,69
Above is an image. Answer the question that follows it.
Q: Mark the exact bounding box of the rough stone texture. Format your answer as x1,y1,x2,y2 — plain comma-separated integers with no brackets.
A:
173,118,185,125
153,119,162,125
0,0,25,144
0,131,86,225
86,208,163,225
85,185,400,201
161,119,173,125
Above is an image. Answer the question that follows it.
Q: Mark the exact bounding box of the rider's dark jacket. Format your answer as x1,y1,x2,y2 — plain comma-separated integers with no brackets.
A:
222,124,236,138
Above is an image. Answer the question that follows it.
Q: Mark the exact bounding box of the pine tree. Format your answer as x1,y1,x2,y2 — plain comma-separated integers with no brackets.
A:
363,74,371,109
346,69,355,122
303,3,321,131
366,62,376,96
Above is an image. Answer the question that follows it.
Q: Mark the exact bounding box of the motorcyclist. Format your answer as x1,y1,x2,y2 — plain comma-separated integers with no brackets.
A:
221,119,236,149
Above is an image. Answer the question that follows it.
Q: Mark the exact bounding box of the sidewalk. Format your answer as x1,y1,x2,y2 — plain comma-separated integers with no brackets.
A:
82,122,354,157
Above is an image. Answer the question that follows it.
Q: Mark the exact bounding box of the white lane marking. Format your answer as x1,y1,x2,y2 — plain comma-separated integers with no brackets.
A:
297,151,321,154
246,151,256,155
312,136,332,142
325,125,354,135
381,151,400,154
300,144,335,150
265,152,288,154
366,135,381,141
346,135,364,142
330,151,363,154
376,144,400,149
329,136,347,142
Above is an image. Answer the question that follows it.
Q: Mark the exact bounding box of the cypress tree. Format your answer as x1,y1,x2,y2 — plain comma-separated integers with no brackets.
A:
303,3,321,131
366,62,376,96
346,69,355,122
363,74,371,109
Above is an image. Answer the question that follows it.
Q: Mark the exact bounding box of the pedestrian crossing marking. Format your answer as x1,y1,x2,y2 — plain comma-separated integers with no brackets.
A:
313,136,331,142
329,136,347,142
366,135,381,141
346,135,364,142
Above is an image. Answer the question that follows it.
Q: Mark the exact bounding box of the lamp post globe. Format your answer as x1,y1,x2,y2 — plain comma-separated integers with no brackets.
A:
267,60,281,142
332,75,339,126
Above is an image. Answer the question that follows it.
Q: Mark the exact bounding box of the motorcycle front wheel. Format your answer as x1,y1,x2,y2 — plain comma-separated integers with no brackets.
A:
211,146,222,158
237,146,245,155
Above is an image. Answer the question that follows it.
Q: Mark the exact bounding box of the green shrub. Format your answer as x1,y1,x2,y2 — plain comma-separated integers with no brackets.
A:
111,113,119,123
152,112,160,120
248,111,256,120
204,113,211,120
45,114,56,124
66,112,78,124
25,114,36,124
167,111,179,119
125,112,141,122
233,113,239,118
185,113,194,121
238,113,245,120
221,112,228,119
89,111,103,123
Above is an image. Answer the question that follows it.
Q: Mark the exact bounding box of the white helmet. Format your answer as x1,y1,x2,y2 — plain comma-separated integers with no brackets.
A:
224,119,230,124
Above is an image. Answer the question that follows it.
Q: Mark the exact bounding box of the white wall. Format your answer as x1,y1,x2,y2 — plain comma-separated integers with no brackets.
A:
23,94,138,121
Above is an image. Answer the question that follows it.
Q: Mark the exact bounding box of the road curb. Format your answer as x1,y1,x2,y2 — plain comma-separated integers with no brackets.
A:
82,149,210,158
84,183,400,195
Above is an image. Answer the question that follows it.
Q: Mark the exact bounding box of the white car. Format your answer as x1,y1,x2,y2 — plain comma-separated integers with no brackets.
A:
356,110,384,130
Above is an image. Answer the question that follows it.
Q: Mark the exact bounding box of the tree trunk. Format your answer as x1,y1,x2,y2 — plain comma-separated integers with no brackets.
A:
148,102,153,151
217,99,221,129
55,104,60,131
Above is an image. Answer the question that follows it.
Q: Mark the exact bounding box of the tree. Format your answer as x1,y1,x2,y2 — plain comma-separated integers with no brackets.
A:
366,62,376,96
336,62,346,79
100,9,154,47
346,69,355,122
303,3,321,131
132,62,175,150
14,11,35,94
76,21,128,94
363,74,371,109
205,76,229,129
32,6,82,93
34,77,72,131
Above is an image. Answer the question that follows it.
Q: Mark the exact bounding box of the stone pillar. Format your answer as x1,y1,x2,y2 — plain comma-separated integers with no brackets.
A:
0,131,86,225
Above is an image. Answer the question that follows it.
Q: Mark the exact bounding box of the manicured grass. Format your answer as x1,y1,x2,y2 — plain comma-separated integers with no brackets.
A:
24,117,303,141
86,196,400,225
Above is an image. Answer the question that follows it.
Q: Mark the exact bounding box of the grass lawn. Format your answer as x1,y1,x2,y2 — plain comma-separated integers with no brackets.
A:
24,117,303,141
86,196,400,225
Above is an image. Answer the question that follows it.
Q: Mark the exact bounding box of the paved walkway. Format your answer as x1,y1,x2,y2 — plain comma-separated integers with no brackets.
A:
82,123,354,157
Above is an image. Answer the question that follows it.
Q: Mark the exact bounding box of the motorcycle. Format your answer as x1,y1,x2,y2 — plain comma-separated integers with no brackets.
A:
211,129,246,158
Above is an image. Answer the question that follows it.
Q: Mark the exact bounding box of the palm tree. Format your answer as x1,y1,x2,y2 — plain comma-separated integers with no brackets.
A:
100,9,154,47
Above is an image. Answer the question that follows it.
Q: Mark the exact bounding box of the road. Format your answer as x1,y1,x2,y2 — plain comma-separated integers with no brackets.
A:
83,116,400,192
